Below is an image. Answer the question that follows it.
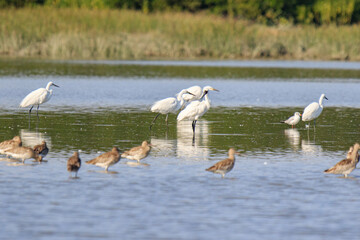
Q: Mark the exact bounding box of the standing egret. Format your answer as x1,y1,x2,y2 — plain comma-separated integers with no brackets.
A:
150,89,194,129
302,93,328,128
281,112,301,128
177,86,219,140
19,81,59,121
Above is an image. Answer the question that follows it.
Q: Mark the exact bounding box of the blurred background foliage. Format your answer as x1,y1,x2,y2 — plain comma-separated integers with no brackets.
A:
1,0,360,25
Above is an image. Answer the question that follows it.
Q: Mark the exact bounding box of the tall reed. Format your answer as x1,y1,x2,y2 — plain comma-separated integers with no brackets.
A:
0,7,359,60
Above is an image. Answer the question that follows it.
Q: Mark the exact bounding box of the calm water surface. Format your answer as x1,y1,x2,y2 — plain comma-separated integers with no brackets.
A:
0,60,360,240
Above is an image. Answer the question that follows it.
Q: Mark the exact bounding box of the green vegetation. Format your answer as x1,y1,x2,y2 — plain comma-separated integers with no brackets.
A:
0,7,359,60
1,0,360,25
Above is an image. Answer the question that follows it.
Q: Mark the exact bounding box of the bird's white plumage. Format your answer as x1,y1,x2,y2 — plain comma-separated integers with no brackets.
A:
151,89,189,115
182,85,202,102
177,86,218,122
283,112,301,126
19,81,58,108
302,94,327,122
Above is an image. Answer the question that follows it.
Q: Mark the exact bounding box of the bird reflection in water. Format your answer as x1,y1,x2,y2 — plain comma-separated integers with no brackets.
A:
20,129,51,161
176,120,210,161
284,128,300,151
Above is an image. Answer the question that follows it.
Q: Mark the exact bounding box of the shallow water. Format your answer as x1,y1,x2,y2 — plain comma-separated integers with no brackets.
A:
0,60,360,240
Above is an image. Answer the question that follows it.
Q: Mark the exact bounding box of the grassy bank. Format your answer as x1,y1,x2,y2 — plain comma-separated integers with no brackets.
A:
0,7,360,61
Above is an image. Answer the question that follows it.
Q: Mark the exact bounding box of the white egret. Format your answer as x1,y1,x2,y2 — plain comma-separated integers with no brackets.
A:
19,81,59,121
182,85,202,102
177,86,219,139
281,112,301,128
150,89,194,129
302,93,328,128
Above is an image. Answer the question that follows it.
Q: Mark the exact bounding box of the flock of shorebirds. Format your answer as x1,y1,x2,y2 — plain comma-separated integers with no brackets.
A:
0,82,358,179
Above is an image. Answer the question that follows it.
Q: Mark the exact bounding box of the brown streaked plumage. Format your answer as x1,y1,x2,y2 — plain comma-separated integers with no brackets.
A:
67,151,81,177
86,147,120,171
324,143,360,177
346,146,360,166
0,136,22,155
206,148,240,178
4,146,42,163
121,141,152,162
33,141,49,158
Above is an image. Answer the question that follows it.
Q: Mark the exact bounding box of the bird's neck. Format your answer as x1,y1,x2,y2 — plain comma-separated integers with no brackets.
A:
203,94,210,108
319,95,325,107
228,154,235,161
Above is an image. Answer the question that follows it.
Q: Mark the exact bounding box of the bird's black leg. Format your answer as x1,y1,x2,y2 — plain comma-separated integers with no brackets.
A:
28,106,33,128
150,113,161,130
192,120,197,144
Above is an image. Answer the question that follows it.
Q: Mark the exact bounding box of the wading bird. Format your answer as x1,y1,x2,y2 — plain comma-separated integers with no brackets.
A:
0,136,22,155
281,112,301,128
182,85,202,103
324,143,359,178
177,86,219,140
302,94,328,128
121,141,152,163
33,141,49,159
206,148,240,178
86,147,120,172
67,151,81,178
150,89,194,129
5,146,42,163
19,81,59,121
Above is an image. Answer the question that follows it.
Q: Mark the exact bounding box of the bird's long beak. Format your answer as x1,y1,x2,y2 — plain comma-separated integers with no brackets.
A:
211,88,219,92
53,83,60,88
186,91,195,96
324,96,328,100
200,91,209,99
235,151,241,155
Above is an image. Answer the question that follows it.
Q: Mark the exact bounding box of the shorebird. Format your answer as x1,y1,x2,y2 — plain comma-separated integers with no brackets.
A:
150,89,194,129
302,94,328,128
281,112,301,128
0,136,22,155
19,81,59,121
86,147,120,171
177,86,219,139
67,151,81,177
4,146,42,163
324,143,360,177
206,148,240,178
33,141,49,159
121,141,152,162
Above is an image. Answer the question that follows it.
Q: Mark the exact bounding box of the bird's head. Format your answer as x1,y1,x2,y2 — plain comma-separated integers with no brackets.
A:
200,86,219,99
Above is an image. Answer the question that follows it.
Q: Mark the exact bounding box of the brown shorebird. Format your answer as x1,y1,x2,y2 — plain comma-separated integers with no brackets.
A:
324,143,360,177
0,136,22,155
121,141,152,163
346,146,360,166
67,151,81,177
86,147,120,171
206,148,240,178
33,141,49,159
4,146,42,163
281,112,301,128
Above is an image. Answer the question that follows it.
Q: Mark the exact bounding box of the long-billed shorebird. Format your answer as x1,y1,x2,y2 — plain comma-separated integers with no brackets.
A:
67,151,81,177
302,93,328,128
324,143,360,177
150,89,194,129
177,86,219,139
206,148,240,178
5,146,42,163
33,141,49,159
86,147,120,172
0,136,22,155
121,141,152,163
281,112,301,128
19,81,59,121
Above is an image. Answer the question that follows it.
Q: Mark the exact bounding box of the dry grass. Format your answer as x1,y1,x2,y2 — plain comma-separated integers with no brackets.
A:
0,7,359,60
